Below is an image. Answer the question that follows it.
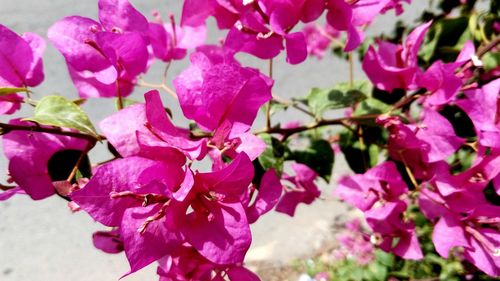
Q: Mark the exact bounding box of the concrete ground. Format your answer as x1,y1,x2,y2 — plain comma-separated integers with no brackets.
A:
0,1,427,280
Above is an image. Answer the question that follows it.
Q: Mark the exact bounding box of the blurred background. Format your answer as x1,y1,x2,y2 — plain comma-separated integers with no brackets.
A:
0,1,427,280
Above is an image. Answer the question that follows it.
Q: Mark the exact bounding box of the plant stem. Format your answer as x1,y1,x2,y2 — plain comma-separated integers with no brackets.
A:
0,122,103,143
0,184,16,191
348,52,354,87
161,61,172,85
477,35,500,58
66,142,93,182
266,59,273,130
116,80,124,110
137,80,178,99
255,114,379,139
272,95,316,118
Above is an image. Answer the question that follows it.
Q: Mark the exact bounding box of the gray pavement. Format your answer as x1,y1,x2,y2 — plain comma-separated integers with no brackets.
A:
0,1,427,280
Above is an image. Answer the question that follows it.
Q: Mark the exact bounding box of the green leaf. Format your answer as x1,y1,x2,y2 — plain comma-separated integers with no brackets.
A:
335,80,373,95
23,95,98,137
375,250,395,267
482,51,500,71
354,98,391,117
306,81,368,118
368,262,388,281
287,139,334,182
0,87,29,95
258,134,285,174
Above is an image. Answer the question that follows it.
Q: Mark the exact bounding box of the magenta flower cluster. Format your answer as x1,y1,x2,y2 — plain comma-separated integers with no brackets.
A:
0,0,498,280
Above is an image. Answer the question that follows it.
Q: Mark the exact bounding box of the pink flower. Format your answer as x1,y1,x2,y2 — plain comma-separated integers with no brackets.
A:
428,156,500,214
100,90,206,161
174,45,273,136
157,246,260,281
70,155,186,273
336,219,375,265
224,9,308,64
275,163,321,216
335,162,422,259
173,45,271,163
456,78,500,149
302,23,339,59
48,0,149,98
378,110,464,180
366,201,423,259
326,0,393,51
182,1,315,64
417,41,476,106
2,119,90,200
149,13,207,62
0,25,45,114
71,152,255,273
181,153,254,264
335,161,408,211
362,21,432,91
420,187,500,276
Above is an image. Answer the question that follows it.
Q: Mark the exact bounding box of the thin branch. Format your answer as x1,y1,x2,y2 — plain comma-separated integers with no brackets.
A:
266,59,273,130
255,114,379,139
272,95,316,118
0,184,16,191
398,151,419,190
66,142,93,182
116,80,124,110
477,35,500,58
0,122,103,143
457,35,500,73
137,80,178,99
348,52,354,87
161,61,172,85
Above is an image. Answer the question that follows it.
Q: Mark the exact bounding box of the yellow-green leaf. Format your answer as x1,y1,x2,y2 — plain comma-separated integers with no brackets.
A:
23,95,98,137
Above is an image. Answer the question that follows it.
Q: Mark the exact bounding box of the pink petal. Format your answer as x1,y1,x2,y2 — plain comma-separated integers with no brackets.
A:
285,32,307,64
183,201,251,265
22,32,46,87
432,214,468,258
181,0,214,27
0,24,34,87
246,169,283,223
227,267,261,281
0,187,25,201
71,157,161,226
417,109,464,162
98,0,149,34
92,228,124,254
197,153,254,200
393,230,423,260
121,205,182,275
99,103,146,157
401,21,432,67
